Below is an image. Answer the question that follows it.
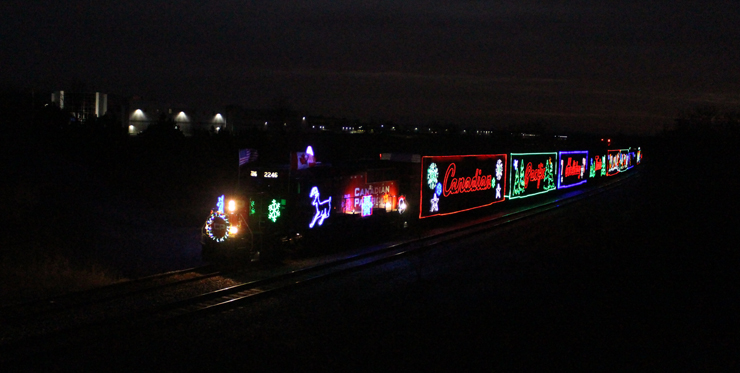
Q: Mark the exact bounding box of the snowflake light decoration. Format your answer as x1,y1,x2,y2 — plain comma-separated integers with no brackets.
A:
427,163,439,190
268,199,281,222
496,159,504,180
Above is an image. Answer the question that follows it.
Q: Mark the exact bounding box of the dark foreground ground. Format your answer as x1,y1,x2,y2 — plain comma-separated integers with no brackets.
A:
2,136,738,371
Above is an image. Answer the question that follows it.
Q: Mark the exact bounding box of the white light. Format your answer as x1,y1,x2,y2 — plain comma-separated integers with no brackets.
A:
229,226,238,235
228,200,236,212
306,146,314,156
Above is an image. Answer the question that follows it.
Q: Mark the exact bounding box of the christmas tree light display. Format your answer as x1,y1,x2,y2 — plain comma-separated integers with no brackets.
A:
589,158,596,178
509,152,558,199
601,155,606,176
589,155,606,178
511,159,526,196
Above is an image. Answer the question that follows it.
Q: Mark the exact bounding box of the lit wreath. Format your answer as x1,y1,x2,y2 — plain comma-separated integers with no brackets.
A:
205,211,231,242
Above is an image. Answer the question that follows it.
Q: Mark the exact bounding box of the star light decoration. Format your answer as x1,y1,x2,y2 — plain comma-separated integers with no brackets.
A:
427,162,439,190
268,199,281,223
430,193,439,213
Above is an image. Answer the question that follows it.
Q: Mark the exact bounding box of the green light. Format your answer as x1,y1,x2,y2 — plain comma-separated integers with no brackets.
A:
544,157,555,191
427,163,439,190
250,200,256,215
268,199,281,223
589,158,596,178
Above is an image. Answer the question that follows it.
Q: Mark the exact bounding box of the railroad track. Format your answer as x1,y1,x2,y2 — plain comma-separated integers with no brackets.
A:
0,264,224,322
0,172,638,360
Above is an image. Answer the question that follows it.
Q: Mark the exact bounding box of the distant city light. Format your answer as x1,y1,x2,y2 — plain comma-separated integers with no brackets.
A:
175,111,189,122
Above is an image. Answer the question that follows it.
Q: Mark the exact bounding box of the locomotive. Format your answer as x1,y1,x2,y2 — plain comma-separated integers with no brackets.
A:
201,144,641,261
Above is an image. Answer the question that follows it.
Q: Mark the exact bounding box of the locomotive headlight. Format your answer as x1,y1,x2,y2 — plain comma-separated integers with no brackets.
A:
228,200,236,212
230,226,239,235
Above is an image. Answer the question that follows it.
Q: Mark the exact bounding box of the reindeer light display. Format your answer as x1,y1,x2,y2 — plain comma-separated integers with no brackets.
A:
309,186,332,228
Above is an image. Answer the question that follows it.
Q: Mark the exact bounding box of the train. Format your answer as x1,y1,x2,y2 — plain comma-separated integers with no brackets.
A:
201,144,642,261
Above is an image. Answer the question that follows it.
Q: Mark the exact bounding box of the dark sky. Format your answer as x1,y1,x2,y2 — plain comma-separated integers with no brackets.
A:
2,1,739,135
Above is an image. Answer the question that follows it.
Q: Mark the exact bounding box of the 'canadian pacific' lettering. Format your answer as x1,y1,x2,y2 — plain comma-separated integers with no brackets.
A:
442,163,493,197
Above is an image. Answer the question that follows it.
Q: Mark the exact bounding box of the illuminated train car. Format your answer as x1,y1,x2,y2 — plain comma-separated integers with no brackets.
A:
201,146,642,261
202,152,421,260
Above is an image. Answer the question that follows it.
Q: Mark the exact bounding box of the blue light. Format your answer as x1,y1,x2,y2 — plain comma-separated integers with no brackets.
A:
361,195,373,217
217,195,225,213
309,187,331,228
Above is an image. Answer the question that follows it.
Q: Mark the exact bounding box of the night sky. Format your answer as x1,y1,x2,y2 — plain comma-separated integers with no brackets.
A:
3,1,739,135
